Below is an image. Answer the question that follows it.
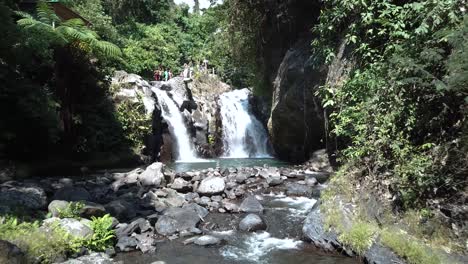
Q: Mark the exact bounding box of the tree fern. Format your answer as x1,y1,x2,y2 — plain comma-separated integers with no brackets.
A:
16,0,121,59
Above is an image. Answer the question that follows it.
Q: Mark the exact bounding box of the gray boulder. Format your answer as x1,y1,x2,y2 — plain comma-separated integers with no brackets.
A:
364,240,405,264
0,240,26,264
155,207,204,236
302,205,341,252
171,178,192,193
197,176,225,195
48,200,70,217
133,233,156,253
239,214,266,232
0,184,47,210
286,183,311,196
138,162,165,187
79,202,106,218
47,218,94,239
53,186,92,202
116,236,138,252
194,235,221,246
240,196,264,213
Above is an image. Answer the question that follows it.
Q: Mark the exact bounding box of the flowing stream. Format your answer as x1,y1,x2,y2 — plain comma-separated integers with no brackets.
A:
219,89,271,158
152,88,199,162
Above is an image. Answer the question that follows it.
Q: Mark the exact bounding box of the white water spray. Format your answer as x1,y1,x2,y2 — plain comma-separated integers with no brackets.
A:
219,89,271,158
151,88,198,162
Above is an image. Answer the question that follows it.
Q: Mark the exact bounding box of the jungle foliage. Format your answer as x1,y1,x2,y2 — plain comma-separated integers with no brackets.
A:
313,0,467,209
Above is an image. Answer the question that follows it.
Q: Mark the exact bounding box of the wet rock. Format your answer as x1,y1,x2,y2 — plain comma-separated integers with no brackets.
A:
80,202,106,218
138,162,165,187
266,174,283,186
155,207,203,236
170,178,192,193
239,214,267,232
240,195,264,213
0,184,47,210
133,233,156,253
115,218,152,238
116,236,138,252
222,201,240,213
48,200,70,217
364,240,405,264
194,235,221,246
305,177,318,186
302,205,341,252
53,186,92,202
286,183,311,196
197,176,225,195
0,240,26,264
104,200,136,221
304,170,330,184
58,253,113,264
183,203,209,219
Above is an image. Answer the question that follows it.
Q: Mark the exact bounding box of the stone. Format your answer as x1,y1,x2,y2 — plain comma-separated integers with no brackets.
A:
235,173,248,183
53,187,92,202
364,241,405,264
304,170,330,184
302,204,341,252
138,162,165,187
194,235,221,246
58,253,113,264
198,196,211,206
155,207,203,236
185,192,199,202
305,177,318,186
0,184,47,210
104,200,136,221
0,240,26,264
171,178,192,192
266,174,283,186
182,203,209,219
239,214,267,232
240,196,264,213
79,202,106,218
133,233,156,253
197,176,225,195
115,218,152,238
286,183,312,196
222,201,240,213
53,218,94,238
116,236,138,252
48,200,70,217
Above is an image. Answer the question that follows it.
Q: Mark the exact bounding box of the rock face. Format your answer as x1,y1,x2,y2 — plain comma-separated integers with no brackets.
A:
268,38,325,163
196,176,225,195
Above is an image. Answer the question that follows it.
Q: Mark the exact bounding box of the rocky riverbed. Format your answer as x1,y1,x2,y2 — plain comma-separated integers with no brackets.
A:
0,150,403,264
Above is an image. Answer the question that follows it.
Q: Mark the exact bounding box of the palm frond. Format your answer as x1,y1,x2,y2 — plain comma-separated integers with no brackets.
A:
60,18,86,29
93,40,122,58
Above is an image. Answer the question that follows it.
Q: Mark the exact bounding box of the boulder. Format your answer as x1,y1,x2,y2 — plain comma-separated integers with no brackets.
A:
197,176,225,195
266,174,283,186
138,163,165,187
53,187,92,202
302,205,341,252
55,218,94,238
80,202,106,218
48,200,70,217
104,200,136,221
170,178,192,193
155,207,203,236
239,214,267,232
364,241,405,264
115,218,152,239
58,253,113,264
286,183,311,196
116,236,138,252
194,235,221,246
0,184,47,210
240,196,264,213
133,233,156,253
0,240,26,264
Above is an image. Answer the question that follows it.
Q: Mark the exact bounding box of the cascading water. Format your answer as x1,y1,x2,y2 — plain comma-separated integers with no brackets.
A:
219,88,271,158
151,88,199,162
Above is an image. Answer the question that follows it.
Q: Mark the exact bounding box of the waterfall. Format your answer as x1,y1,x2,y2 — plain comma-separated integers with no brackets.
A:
219,88,271,158
151,88,199,162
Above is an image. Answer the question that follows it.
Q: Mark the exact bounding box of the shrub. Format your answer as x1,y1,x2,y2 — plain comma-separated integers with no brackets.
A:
82,214,115,251
338,221,377,255
57,202,84,219
0,216,78,263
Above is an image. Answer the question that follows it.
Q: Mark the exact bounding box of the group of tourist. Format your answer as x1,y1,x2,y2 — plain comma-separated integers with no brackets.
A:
153,67,173,81
155,59,212,82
